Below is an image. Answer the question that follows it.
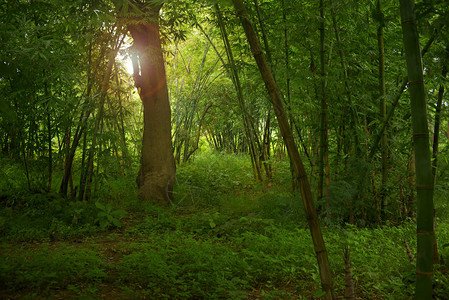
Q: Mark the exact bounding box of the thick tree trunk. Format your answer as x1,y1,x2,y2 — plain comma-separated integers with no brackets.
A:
399,1,435,298
128,4,176,205
231,0,335,298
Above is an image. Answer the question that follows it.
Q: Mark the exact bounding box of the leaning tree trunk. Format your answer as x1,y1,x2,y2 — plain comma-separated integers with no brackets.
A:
399,0,435,298
128,4,176,205
231,0,335,298
215,3,263,181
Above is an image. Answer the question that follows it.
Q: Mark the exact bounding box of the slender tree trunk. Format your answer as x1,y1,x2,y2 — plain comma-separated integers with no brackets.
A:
115,71,128,175
128,3,176,204
215,3,263,181
84,94,107,201
330,2,360,157
281,0,298,191
346,26,439,214
231,1,335,298
282,0,291,108
317,0,330,206
60,41,98,198
431,47,448,180
78,130,88,201
93,116,105,197
256,0,312,183
344,246,355,300
184,103,213,161
47,104,52,192
368,24,439,161
399,1,435,298
262,110,272,180
430,47,447,265
377,0,389,221
43,75,52,192
84,31,125,201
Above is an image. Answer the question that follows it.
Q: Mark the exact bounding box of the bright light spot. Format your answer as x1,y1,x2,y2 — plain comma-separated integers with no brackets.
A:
117,52,134,76
118,38,135,76
125,57,134,75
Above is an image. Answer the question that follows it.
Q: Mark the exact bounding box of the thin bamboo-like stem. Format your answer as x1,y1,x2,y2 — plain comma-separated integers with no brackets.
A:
377,0,389,221
317,0,329,204
399,0,435,298
231,0,335,298
215,3,263,181
85,30,126,200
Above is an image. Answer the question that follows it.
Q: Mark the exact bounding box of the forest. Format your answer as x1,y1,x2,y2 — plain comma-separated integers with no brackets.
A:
0,0,448,298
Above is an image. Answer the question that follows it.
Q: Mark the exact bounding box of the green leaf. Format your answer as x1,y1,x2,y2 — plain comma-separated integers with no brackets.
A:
111,209,127,219
112,218,122,228
209,220,216,229
99,219,109,229
95,202,106,211
314,290,326,297
97,212,107,218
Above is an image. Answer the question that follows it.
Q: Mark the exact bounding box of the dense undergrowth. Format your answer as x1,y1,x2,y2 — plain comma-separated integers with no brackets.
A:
1,152,449,299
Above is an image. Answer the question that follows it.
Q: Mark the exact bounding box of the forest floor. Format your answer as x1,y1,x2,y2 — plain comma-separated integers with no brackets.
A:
1,154,449,299
2,200,449,299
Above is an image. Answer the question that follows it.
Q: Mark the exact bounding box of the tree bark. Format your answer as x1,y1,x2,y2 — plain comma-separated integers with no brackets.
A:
231,0,335,298
399,1,435,298
128,3,176,205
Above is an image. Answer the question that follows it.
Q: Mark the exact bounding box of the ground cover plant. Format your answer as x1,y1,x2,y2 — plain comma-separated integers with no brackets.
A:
1,153,449,299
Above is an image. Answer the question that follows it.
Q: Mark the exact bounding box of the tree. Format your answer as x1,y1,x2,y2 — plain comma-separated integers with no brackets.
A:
399,0,435,298
376,0,389,221
128,1,176,205
230,0,335,298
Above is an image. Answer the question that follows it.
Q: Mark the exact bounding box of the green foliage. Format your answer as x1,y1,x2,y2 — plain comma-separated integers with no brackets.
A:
0,245,106,291
94,201,127,229
175,151,256,207
117,235,250,299
326,223,417,297
1,187,448,298
0,189,130,241
322,158,375,225
0,192,97,241
257,189,305,223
